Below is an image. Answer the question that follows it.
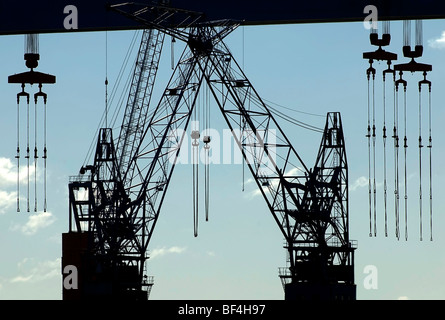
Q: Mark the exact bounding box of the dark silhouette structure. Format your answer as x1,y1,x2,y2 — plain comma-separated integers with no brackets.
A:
3,0,441,301
61,3,355,300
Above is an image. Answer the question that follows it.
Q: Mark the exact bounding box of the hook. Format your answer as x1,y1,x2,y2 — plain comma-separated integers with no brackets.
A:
17,83,30,104
34,83,47,104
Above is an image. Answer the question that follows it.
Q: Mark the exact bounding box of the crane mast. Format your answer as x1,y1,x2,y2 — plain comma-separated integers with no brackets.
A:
64,26,166,300
62,2,356,300
116,28,165,187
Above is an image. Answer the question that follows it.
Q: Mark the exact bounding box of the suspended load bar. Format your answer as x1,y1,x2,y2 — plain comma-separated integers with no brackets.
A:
363,22,397,238
394,19,432,241
8,33,55,213
363,19,433,241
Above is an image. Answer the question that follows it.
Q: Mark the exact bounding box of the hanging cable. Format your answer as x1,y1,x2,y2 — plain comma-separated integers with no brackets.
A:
418,71,432,241
394,18,432,241
382,64,394,237
363,20,401,238
403,79,408,241
26,89,30,212
367,27,378,237
394,72,406,240
242,25,245,71
417,59,431,240
193,147,197,236
395,70,408,241
16,84,29,212
105,30,109,129
418,79,423,241
34,95,38,212
43,90,48,212
416,21,424,240
372,66,377,237
241,108,246,192
16,99,20,212
204,84,210,221
34,84,48,212
403,20,411,47
267,107,324,133
428,82,433,241
366,61,375,237
416,20,423,47
261,97,325,118
250,95,324,132
383,71,388,237
191,91,200,237
81,30,140,168
383,20,390,35
400,23,409,243
10,33,54,213
367,69,372,237
171,36,176,70
204,140,210,221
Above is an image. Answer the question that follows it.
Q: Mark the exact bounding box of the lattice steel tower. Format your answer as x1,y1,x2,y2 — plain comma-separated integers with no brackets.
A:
62,2,356,300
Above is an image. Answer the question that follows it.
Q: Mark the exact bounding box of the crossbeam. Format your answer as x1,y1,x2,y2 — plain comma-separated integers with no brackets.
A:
1,0,445,36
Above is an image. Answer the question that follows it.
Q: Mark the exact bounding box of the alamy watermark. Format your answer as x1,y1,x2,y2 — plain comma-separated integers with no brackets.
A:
63,264,78,290
167,121,277,173
363,5,378,30
63,5,78,30
363,264,378,290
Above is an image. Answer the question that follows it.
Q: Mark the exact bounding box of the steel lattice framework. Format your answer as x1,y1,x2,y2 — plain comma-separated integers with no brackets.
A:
64,3,355,300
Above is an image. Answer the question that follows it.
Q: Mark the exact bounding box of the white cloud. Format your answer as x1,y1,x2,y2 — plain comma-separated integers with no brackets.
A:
150,246,186,260
10,211,56,235
10,258,60,284
246,167,305,198
0,157,41,214
350,176,368,191
0,157,36,187
0,190,17,214
10,275,33,283
397,296,409,300
428,31,445,49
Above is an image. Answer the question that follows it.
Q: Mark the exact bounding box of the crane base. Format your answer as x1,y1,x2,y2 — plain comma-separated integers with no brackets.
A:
284,282,356,301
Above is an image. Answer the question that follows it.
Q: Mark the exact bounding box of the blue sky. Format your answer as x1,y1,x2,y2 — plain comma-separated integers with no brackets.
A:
0,18,445,300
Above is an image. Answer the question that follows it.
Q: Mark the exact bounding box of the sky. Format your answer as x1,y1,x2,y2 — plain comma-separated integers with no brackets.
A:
0,17,445,300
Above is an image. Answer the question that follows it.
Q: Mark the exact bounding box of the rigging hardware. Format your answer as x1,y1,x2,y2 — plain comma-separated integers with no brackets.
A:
8,33,55,213
363,19,433,241
363,22,397,237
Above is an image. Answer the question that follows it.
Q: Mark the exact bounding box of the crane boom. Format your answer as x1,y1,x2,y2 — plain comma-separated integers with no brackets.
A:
195,25,355,299
116,28,165,187
63,3,356,300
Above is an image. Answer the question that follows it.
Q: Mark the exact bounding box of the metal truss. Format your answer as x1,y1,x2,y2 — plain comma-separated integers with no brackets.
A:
66,2,356,300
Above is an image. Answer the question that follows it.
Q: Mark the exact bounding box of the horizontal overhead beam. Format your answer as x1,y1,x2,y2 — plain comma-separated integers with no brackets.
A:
0,1,444,35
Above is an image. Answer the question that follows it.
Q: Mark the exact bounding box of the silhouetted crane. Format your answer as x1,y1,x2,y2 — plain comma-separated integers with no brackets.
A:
62,3,355,300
